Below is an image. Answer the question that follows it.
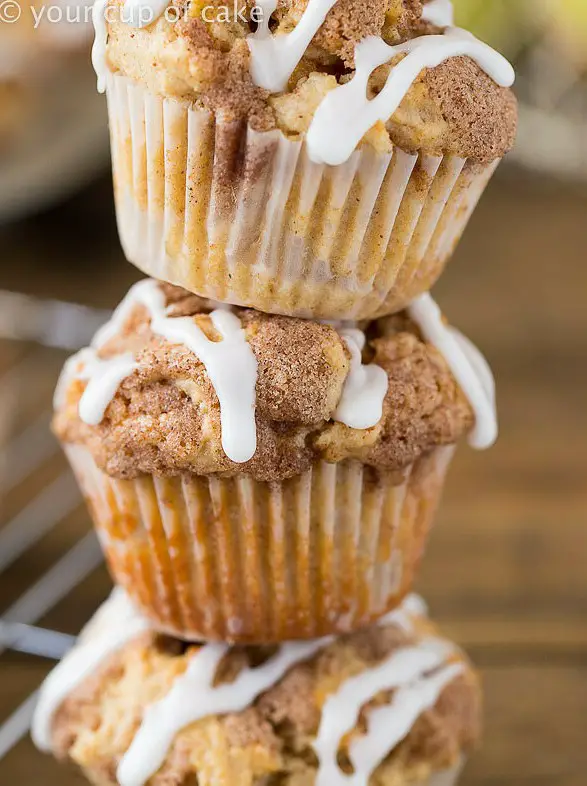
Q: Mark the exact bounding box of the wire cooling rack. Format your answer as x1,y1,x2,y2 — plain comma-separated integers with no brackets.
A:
0,292,112,773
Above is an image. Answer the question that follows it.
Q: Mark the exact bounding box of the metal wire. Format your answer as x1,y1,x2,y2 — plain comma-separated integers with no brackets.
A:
0,694,40,763
0,533,103,764
0,623,75,660
0,472,81,574
0,532,104,634
0,290,111,349
0,412,58,497
0,294,109,769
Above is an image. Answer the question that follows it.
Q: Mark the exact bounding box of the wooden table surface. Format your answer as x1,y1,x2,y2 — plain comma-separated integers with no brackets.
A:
0,171,586,785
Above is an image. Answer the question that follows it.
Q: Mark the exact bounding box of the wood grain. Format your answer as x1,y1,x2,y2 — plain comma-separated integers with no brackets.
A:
0,172,585,784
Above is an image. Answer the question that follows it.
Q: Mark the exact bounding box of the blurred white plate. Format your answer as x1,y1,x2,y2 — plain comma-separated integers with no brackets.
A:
0,61,109,224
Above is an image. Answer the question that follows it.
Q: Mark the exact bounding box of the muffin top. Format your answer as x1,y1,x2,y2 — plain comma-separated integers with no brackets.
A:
53,280,497,482
34,591,480,786
95,0,517,163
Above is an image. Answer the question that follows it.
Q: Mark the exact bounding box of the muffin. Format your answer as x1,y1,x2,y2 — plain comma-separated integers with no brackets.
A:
53,279,496,642
95,0,517,319
33,590,481,786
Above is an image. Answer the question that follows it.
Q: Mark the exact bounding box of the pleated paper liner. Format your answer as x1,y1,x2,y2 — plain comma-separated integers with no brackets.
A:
65,444,455,643
106,72,498,320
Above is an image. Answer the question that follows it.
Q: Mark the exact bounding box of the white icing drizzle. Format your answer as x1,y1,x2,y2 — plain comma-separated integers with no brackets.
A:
117,636,334,786
407,293,497,450
58,280,258,464
57,278,394,463
422,0,454,28
314,641,461,786
343,663,464,785
91,0,170,93
78,353,138,426
91,0,110,93
150,307,258,464
53,348,97,410
334,329,388,430
114,591,460,786
306,27,515,165
89,277,162,349
247,0,339,92
32,590,149,753
53,345,138,428
33,593,461,786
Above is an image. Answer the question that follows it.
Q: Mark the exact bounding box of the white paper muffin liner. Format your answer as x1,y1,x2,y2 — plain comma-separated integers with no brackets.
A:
106,73,499,320
65,444,455,643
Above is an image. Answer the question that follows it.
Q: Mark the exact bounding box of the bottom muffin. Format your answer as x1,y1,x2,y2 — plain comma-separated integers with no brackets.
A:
32,591,481,786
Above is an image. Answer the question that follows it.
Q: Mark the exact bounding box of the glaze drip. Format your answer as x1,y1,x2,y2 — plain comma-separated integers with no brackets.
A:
314,641,461,786
33,595,462,786
57,280,259,464
335,328,388,430
56,281,393,466
247,0,339,92
117,636,334,786
77,352,138,426
306,27,515,165
407,293,497,449
31,590,149,752
91,0,109,93
422,0,454,27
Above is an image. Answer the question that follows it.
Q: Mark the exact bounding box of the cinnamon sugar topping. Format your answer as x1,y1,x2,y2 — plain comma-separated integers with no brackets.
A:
53,280,478,482
96,0,517,161
38,593,481,786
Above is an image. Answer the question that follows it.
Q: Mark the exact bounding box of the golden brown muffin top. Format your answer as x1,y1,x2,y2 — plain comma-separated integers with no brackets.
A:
53,280,474,482
50,597,480,785
101,0,517,161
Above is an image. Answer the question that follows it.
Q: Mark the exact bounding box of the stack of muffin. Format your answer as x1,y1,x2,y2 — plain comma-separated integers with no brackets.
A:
33,0,517,783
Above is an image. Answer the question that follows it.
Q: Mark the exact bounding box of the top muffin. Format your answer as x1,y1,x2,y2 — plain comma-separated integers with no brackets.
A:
99,0,517,162
97,0,517,321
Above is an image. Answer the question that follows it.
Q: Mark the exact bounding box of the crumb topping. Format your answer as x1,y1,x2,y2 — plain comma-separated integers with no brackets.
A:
103,0,517,161
51,613,481,785
53,281,474,482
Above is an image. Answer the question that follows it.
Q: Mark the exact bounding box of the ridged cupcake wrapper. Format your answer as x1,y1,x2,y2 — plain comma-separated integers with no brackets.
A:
106,72,498,320
65,444,455,643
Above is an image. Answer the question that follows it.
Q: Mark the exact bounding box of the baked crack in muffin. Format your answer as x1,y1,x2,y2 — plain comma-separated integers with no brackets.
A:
33,590,481,786
93,0,517,318
53,279,496,642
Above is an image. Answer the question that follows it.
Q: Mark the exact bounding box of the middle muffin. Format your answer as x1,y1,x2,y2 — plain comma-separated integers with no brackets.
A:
54,279,495,643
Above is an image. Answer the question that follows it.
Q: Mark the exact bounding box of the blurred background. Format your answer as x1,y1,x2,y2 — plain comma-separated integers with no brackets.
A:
1,0,586,783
